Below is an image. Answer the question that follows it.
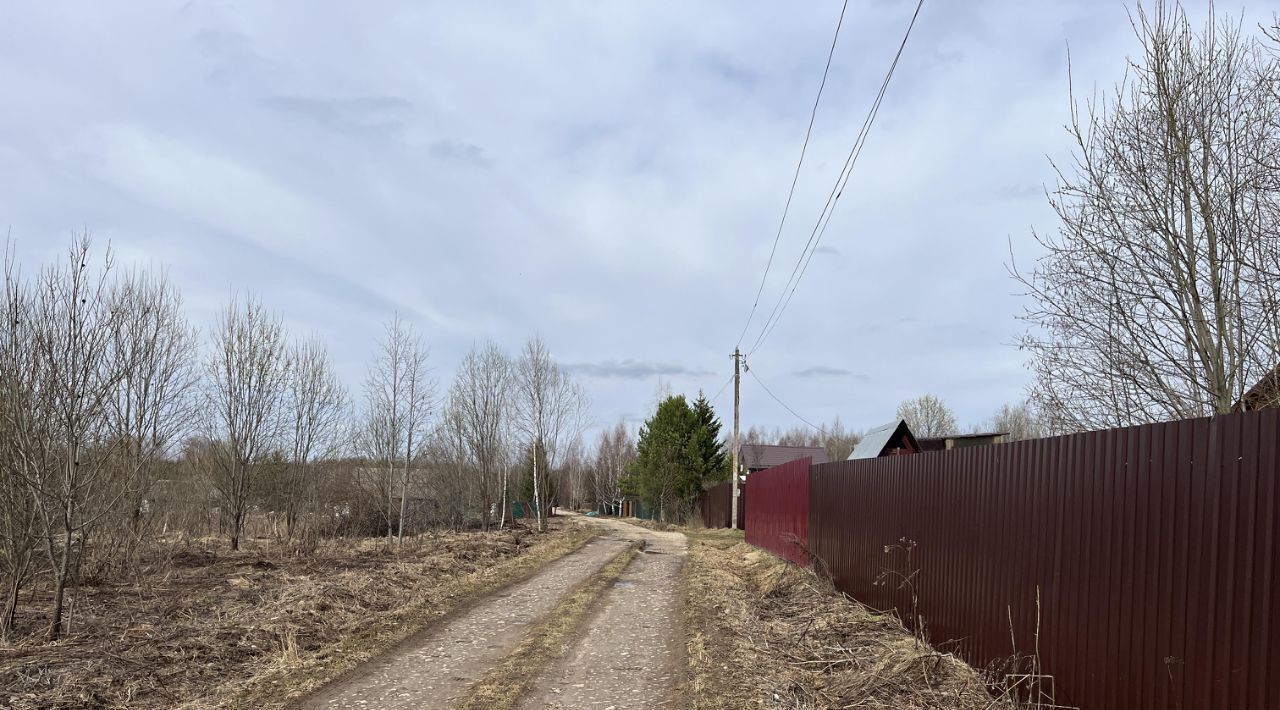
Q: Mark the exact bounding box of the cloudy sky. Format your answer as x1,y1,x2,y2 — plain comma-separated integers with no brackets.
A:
0,1,1260,440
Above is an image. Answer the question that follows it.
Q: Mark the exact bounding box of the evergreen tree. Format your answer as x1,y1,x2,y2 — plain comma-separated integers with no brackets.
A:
689,392,729,485
625,393,734,520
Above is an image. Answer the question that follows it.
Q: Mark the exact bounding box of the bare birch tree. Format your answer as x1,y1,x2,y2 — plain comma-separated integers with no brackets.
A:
1014,2,1280,431
362,315,432,543
592,421,634,513
446,342,511,530
203,294,290,552
513,337,588,532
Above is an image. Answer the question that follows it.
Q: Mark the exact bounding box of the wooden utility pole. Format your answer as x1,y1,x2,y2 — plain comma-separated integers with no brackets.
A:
731,348,741,529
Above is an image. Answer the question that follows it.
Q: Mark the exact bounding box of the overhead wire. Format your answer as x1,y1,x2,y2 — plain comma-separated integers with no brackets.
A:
747,366,827,434
734,0,852,351
711,371,735,403
747,0,926,356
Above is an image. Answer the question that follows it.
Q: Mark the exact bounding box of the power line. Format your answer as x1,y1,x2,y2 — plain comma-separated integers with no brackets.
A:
747,0,925,356
734,0,851,351
711,371,735,403
747,366,826,434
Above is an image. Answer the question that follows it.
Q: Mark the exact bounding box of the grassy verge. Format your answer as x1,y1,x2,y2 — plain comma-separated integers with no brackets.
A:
456,541,641,710
0,522,596,710
681,529,1019,709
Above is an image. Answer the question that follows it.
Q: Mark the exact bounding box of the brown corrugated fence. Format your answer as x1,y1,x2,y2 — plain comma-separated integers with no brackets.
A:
744,457,810,565
747,410,1280,709
696,480,744,530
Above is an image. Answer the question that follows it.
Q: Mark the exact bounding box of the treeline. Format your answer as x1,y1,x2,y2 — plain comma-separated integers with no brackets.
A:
741,416,862,461
0,237,626,641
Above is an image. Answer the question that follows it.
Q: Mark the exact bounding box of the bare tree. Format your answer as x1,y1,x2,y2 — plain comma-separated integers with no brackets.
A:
2,238,132,638
513,337,588,532
446,342,511,530
431,400,476,531
282,335,347,537
986,401,1044,442
104,268,199,567
0,247,41,637
1014,2,1280,431
822,417,861,461
362,315,432,543
896,394,958,438
592,421,634,513
559,436,589,510
203,294,290,552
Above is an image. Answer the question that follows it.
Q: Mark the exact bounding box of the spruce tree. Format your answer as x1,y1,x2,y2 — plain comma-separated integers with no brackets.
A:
690,392,729,485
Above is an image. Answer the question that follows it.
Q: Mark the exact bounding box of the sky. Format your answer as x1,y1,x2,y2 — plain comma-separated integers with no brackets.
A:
0,1,1262,442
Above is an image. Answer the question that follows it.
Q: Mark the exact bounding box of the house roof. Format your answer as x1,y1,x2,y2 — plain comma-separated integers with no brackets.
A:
1234,365,1280,412
739,443,828,470
848,419,919,459
917,431,1009,443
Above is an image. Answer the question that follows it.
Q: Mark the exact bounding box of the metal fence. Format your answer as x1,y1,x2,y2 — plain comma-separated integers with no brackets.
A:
798,411,1280,710
744,458,810,565
696,480,745,529
746,410,1280,709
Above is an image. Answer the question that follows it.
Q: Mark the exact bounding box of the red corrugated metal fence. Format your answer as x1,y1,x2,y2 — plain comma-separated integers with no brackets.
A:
744,457,810,565
795,410,1280,709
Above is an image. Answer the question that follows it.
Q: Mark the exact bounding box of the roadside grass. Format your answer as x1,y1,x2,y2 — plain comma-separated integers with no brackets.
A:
0,522,596,710
681,530,1021,709
456,541,642,710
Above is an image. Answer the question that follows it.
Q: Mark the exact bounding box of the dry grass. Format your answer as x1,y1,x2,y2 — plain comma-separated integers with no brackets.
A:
619,516,679,532
0,520,595,709
457,541,641,710
682,529,1022,709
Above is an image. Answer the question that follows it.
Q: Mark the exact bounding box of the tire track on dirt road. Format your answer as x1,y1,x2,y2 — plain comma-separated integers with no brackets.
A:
297,532,635,710
519,516,688,710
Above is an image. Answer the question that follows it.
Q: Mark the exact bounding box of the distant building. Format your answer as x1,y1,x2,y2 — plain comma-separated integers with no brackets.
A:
917,432,1009,452
1234,365,1280,412
739,443,828,473
847,419,920,459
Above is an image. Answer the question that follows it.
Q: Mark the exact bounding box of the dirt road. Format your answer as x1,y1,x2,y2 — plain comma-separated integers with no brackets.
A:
297,515,687,710
520,516,688,709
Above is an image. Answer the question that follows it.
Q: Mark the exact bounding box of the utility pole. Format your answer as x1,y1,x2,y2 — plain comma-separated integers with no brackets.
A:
731,347,741,529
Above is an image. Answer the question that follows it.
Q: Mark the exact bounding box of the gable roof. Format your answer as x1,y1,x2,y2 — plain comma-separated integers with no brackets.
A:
739,443,828,470
848,419,920,459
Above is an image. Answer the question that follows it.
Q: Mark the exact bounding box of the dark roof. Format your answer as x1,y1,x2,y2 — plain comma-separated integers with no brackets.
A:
739,444,828,470
848,419,920,459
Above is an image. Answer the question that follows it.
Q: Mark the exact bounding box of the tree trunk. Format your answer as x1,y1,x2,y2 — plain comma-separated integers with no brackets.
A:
532,452,544,532
47,526,73,640
1,562,24,639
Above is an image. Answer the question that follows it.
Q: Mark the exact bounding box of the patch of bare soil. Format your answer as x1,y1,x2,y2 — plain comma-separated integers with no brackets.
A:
0,521,593,710
683,529,1020,709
